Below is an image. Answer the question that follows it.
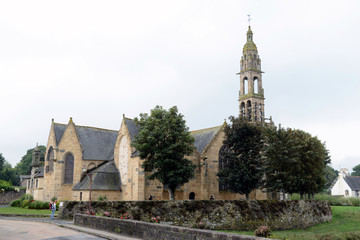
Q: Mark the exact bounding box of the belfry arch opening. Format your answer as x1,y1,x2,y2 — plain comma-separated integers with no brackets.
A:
240,102,245,117
244,77,248,94
254,77,259,94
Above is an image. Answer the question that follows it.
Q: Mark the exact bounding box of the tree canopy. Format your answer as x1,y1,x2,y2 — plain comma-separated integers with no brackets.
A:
15,145,46,176
263,126,330,199
132,105,195,200
351,164,360,176
217,116,264,201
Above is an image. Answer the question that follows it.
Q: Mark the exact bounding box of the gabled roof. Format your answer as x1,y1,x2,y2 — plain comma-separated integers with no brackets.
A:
75,126,118,161
54,123,67,146
72,161,121,191
190,126,222,154
344,176,360,191
124,118,139,141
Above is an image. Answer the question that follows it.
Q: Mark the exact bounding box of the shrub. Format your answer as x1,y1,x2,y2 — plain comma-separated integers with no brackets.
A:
98,195,108,201
254,225,271,238
21,199,31,208
20,194,33,201
10,199,21,207
43,201,50,209
51,196,57,202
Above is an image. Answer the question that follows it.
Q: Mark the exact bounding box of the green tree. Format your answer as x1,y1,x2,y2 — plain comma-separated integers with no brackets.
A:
15,146,46,175
263,126,297,198
351,164,360,176
0,153,5,172
132,106,196,200
324,165,338,192
217,116,264,201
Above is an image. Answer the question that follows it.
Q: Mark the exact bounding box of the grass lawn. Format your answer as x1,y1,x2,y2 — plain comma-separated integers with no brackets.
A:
0,207,56,215
224,206,360,240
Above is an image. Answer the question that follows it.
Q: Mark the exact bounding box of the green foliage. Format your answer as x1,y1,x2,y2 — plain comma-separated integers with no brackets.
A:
15,145,46,176
217,116,264,200
10,199,21,207
324,165,339,191
98,195,107,201
43,201,50,209
51,196,58,202
21,199,31,208
0,153,5,172
132,105,196,200
20,194,34,201
263,126,330,197
0,179,15,192
29,200,44,209
351,164,360,176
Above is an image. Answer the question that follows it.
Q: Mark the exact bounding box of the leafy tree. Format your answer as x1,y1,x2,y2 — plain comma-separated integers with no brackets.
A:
0,153,5,172
263,126,297,198
324,165,338,192
217,116,264,201
132,106,195,200
263,127,330,199
351,164,360,176
15,146,46,175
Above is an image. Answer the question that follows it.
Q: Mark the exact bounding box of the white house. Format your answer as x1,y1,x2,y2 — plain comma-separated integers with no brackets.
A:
331,168,360,197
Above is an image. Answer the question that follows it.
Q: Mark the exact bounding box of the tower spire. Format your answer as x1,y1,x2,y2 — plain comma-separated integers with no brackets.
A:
238,23,265,122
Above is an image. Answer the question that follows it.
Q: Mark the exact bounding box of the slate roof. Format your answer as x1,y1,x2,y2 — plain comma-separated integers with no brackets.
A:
344,176,360,191
34,167,44,178
125,118,139,141
75,126,118,161
54,123,67,146
72,161,121,191
190,126,222,154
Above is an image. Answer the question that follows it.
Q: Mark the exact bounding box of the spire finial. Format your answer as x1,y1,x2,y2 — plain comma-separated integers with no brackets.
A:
247,14,251,26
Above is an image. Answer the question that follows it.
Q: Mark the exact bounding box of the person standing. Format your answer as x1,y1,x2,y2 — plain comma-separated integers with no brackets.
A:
50,201,56,220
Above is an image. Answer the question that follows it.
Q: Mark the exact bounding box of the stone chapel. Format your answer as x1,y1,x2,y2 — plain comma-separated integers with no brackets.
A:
26,25,271,202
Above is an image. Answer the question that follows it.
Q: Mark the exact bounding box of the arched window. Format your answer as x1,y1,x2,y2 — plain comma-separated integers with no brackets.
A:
345,190,349,196
64,153,74,184
189,192,195,200
259,103,263,122
254,77,258,94
247,101,252,121
244,78,248,94
47,147,54,172
240,102,245,117
36,179,38,188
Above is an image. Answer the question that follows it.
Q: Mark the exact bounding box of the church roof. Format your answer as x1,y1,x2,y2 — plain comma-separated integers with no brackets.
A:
75,126,118,161
53,121,118,161
54,123,66,146
191,126,222,154
72,161,121,191
344,176,360,191
125,118,139,142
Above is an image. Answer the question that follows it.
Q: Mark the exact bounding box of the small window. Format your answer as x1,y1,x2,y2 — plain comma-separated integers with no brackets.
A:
80,192,83,201
189,192,195,200
345,190,349,196
36,179,38,188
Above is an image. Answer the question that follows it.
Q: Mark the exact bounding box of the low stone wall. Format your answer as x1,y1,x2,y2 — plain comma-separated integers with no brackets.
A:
61,200,332,231
74,214,269,240
0,189,25,204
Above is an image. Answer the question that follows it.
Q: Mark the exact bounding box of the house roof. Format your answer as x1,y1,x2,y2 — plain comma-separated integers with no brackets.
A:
72,161,121,191
75,126,118,161
344,176,360,191
190,126,222,154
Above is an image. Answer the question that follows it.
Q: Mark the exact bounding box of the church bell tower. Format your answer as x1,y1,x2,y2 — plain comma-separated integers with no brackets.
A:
238,24,265,122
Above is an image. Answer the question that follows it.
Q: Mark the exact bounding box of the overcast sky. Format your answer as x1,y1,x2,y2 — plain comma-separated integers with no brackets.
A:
0,0,359,171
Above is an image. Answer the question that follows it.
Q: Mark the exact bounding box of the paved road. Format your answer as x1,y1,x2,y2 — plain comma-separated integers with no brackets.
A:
0,219,104,240
0,217,143,240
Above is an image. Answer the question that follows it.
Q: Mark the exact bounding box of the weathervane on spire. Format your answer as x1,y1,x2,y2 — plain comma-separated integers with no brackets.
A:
247,14,251,26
